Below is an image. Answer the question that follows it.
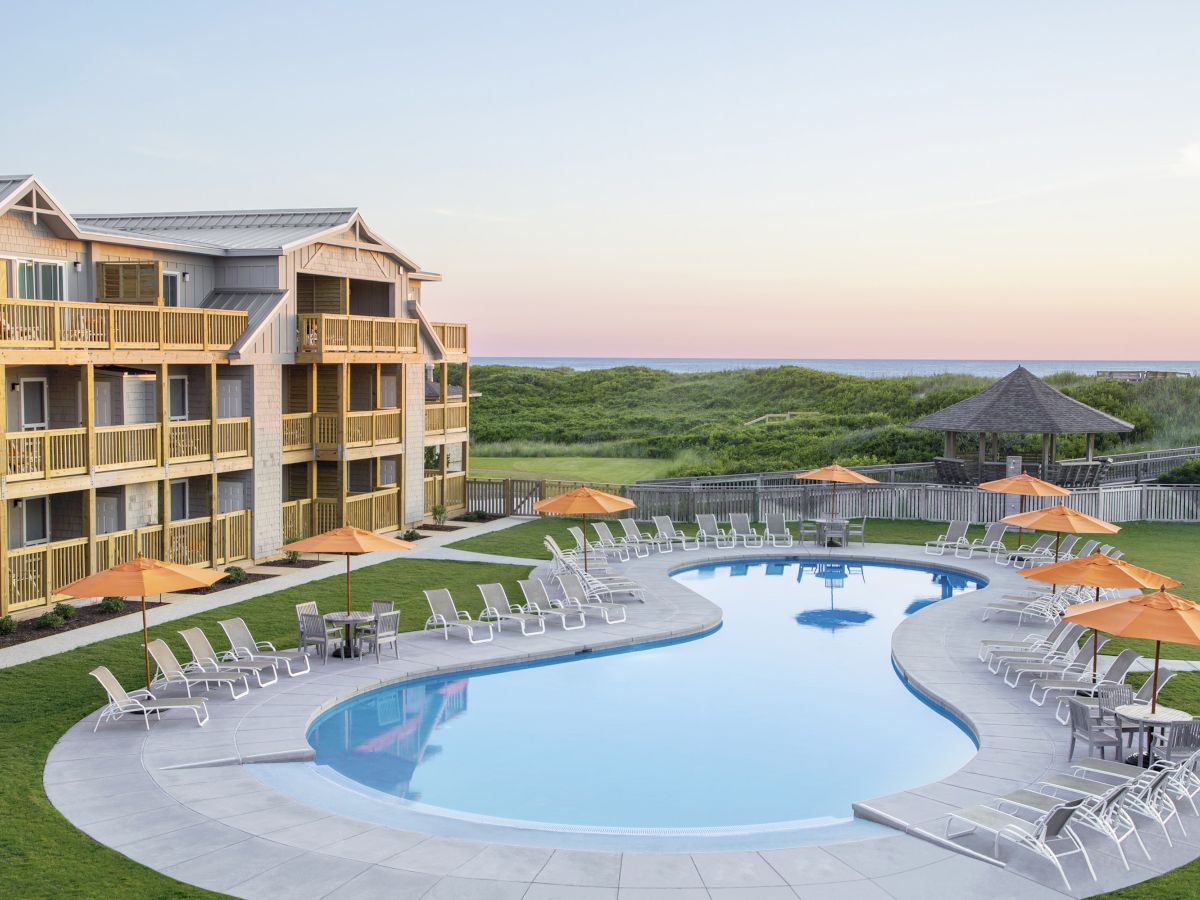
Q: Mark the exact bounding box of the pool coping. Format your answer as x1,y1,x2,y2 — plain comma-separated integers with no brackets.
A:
43,540,1200,899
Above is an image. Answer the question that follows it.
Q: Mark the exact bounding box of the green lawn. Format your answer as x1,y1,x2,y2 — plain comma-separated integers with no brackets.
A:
0,557,531,899
469,455,676,484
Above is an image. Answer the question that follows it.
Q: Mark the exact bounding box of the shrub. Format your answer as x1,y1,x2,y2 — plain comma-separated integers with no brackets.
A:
401,529,422,542
223,566,248,584
431,504,447,526
284,549,302,564
0,616,15,636
98,596,125,614
462,510,489,522
53,602,77,621
1157,458,1200,485
35,611,66,630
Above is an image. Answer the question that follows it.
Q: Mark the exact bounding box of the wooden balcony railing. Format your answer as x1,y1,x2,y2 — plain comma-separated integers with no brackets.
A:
425,402,469,435
5,429,88,481
216,418,252,458
313,410,403,449
282,413,313,451
424,471,467,514
168,420,211,463
7,537,90,611
297,314,419,355
96,423,159,471
0,298,248,351
282,498,314,541
96,525,165,570
312,488,401,533
165,510,252,567
431,321,468,354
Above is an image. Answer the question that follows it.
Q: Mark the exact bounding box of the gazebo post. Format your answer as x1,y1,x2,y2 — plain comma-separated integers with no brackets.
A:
943,431,956,458
1040,433,1051,479
977,432,986,477
1086,433,1096,461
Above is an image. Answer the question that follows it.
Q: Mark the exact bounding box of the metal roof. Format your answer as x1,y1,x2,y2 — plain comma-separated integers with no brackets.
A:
0,175,33,208
74,208,355,252
909,366,1134,434
200,288,288,336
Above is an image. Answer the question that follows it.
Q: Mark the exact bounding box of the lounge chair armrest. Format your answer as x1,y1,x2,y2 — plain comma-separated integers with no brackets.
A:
255,640,277,651
457,611,472,621
127,688,157,701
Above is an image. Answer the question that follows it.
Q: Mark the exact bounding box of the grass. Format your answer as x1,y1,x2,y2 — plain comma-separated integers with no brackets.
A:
469,455,677,483
0,556,531,899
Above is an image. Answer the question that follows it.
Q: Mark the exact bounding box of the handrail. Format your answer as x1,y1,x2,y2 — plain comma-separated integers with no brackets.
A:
430,321,468,354
297,313,419,355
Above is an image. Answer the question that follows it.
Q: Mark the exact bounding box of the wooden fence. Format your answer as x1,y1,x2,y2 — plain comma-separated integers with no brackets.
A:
466,477,1200,524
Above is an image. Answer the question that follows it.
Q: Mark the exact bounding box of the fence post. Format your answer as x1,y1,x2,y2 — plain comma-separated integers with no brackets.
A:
503,478,513,517
1139,484,1148,522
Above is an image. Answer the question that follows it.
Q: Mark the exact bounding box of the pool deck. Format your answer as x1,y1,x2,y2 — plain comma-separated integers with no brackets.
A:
44,538,1200,899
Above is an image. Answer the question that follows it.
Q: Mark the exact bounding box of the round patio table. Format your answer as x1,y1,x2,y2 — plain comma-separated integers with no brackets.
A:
810,516,848,547
324,610,375,659
1114,703,1192,766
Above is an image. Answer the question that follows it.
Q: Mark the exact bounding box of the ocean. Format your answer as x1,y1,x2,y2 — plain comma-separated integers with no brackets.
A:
474,357,1200,379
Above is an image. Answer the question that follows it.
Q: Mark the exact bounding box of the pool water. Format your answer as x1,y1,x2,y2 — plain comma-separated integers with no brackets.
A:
307,559,982,833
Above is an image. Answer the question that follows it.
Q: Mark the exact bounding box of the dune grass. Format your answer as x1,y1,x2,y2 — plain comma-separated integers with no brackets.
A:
469,455,677,483
0,557,531,899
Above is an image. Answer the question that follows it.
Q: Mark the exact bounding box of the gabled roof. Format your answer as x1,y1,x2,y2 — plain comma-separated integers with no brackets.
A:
74,208,357,253
199,288,290,358
908,366,1134,434
0,175,86,240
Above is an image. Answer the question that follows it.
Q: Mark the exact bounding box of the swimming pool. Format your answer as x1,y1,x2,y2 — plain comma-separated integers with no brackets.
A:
304,558,983,843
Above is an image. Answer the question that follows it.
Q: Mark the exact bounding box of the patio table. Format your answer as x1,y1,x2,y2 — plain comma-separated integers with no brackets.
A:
809,516,848,547
1114,703,1192,766
324,610,375,659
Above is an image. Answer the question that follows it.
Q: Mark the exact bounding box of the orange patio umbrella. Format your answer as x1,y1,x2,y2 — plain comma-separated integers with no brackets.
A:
533,486,635,573
1022,554,1181,681
57,555,224,690
282,526,415,614
793,464,880,518
1000,503,1119,573
1065,588,1200,711
980,473,1070,539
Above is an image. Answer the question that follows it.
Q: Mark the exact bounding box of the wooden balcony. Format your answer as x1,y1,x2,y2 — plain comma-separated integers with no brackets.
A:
431,322,468,356
424,471,467,514
0,298,247,360
7,537,90,611
313,487,401,534
3,419,250,485
282,413,313,452
282,498,314,541
313,410,403,451
297,313,419,360
425,402,469,436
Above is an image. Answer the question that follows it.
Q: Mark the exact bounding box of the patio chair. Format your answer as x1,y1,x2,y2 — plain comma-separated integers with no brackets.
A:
506,580,586,630
1099,544,1115,556
1003,636,1109,688
89,666,209,731
696,514,734,548
1000,534,1057,569
568,525,628,562
360,611,401,662
846,517,866,547
652,516,697,552
978,619,1070,663
1070,668,1175,723
478,582,546,635
986,623,1085,673
797,520,819,546
924,521,968,556
1035,648,1140,717
618,518,658,553
355,600,396,641
1066,699,1123,760
1122,766,1186,845
955,522,1009,560
552,573,628,624
946,797,1094,890
1070,540,1101,561
299,613,342,664
147,639,249,699
218,617,311,677
981,591,1071,626
423,589,494,643
295,601,319,654
594,520,649,557
762,513,793,547
728,513,763,548
178,627,279,687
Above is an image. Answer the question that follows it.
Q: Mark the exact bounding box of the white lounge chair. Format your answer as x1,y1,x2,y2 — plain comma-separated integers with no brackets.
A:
924,521,968,556
618,518,658,554
978,620,1069,663
218,617,311,677
594,520,648,557
764,513,794,547
478,582,547,635
147,639,249,699
507,580,586,630
1003,636,1110,688
90,666,209,731
728,513,764,547
955,522,1009,559
986,624,1086,674
652,516,697,552
423,589,494,643
1069,540,1101,561
178,627,279,687
1000,534,1056,568
552,574,628,624
695,514,734,548
568,525,628,562
1033,649,1140,713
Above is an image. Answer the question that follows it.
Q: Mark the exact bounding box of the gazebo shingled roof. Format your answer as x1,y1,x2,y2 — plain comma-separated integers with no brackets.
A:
908,366,1133,435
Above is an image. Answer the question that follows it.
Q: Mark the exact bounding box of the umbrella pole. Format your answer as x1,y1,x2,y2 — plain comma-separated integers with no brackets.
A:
831,482,837,519
583,513,588,574
1092,629,1098,683
1051,531,1061,594
346,554,351,614
142,594,150,691
1152,641,1162,714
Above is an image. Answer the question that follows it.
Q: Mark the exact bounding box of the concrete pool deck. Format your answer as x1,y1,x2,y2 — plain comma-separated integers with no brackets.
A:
44,539,1200,898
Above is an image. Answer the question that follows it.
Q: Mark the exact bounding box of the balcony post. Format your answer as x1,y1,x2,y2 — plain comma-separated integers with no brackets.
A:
156,364,169,468
210,472,219,569
162,478,172,562
307,460,317,536
0,502,8,615
84,488,97,576
83,363,96,474
0,362,5,480
209,362,218,462
106,305,116,351
374,364,382,446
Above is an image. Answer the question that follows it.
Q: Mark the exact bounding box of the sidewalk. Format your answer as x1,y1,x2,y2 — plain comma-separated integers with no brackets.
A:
0,516,535,670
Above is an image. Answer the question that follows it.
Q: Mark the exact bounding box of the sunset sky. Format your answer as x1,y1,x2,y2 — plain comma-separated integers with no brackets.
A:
9,2,1200,358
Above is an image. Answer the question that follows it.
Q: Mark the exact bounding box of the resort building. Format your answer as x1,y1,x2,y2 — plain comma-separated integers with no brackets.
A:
0,175,469,617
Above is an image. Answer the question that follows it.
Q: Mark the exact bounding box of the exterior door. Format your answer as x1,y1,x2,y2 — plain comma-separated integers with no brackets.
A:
218,479,245,514
20,379,48,430
94,381,115,427
95,495,120,535
217,379,242,419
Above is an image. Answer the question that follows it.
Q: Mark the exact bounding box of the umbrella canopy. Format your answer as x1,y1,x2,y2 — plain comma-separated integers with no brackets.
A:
793,464,880,518
533,487,636,573
281,527,415,614
979,473,1071,497
1020,554,1180,591
1064,588,1200,711
999,503,1119,535
57,556,225,690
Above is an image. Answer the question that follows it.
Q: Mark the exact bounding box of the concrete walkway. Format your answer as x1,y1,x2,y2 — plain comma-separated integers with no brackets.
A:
43,539,1200,899
0,516,536,670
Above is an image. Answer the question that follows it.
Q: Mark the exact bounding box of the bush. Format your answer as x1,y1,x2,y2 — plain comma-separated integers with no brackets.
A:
98,596,125,614
401,529,422,542
462,510,489,522
34,612,66,630
52,602,76,621
0,616,15,636
1157,458,1200,485
284,549,302,564
223,566,248,584
431,504,447,526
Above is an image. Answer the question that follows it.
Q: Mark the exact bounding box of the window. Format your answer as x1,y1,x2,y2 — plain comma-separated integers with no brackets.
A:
13,260,64,300
23,497,49,546
169,480,189,520
19,378,48,430
162,272,180,307
168,375,189,421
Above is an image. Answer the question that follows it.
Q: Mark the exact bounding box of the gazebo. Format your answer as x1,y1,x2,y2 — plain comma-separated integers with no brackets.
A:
908,366,1133,484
